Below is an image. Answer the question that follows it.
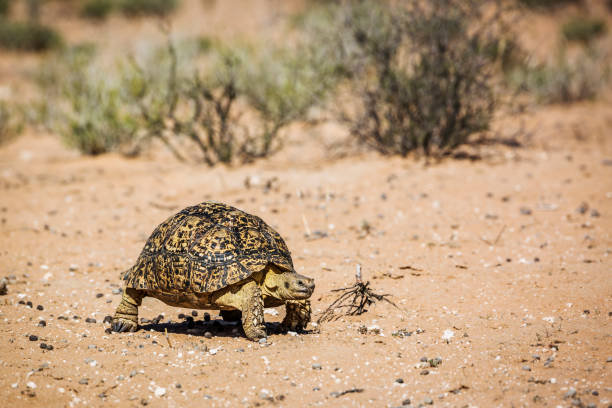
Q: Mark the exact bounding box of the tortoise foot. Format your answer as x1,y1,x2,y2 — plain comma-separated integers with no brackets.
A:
111,317,138,333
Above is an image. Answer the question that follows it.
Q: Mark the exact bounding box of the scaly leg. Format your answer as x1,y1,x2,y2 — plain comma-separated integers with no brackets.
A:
240,281,266,341
282,299,311,331
112,288,144,333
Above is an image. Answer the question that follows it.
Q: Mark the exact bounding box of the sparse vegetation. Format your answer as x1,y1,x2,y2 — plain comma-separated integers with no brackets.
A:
562,17,606,43
302,0,498,157
123,39,331,164
517,0,582,9
81,0,114,20
0,102,23,145
0,20,62,51
0,0,10,17
118,0,179,17
508,47,608,104
37,45,137,154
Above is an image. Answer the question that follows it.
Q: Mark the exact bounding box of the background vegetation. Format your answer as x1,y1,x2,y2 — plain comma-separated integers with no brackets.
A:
1,0,610,162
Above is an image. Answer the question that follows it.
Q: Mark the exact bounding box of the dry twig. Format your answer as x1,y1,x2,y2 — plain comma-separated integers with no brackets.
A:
318,264,400,323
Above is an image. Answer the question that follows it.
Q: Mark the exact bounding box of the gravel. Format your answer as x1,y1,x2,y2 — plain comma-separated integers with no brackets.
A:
312,363,322,370
29,335,38,341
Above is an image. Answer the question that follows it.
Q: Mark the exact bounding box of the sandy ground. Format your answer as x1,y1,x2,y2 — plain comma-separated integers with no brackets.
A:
0,98,611,408
1,1,612,407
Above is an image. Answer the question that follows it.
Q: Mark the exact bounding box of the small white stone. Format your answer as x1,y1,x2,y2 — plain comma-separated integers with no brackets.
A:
442,329,454,342
26,381,37,389
11,382,18,388
154,386,166,397
542,316,555,324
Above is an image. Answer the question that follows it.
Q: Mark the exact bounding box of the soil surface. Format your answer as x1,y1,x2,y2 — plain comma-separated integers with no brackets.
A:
1,1,612,407
1,101,611,408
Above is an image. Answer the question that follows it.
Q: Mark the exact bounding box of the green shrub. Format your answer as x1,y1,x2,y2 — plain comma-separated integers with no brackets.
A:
118,0,179,17
517,0,582,9
562,17,606,43
301,0,497,157
37,45,137,154
121,37,331,165
0,20,62,51
0,102,23,145
0,0,10,17
507,47,608,104
81,0,114,20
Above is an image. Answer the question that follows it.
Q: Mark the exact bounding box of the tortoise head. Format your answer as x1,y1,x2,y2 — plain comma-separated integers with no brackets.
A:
263,267,315,300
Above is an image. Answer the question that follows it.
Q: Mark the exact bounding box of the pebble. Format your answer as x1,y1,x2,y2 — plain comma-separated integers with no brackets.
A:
395,378,404,384
0,278,7,295
154,387,166,397
175,383,182,389
191,310,198,317
522,366,531,371
204,331,213,339
96,293,104,298
29,335,38,341
402,398,411,406
129,370,138,378
117,375,125,381
26,381,37,389
590,209,600,217
420,370,430,375
312,363,322,370
423,397,433,405
85,318,97,324
103,316,112,324
429,357,443,367
36,305,43,311
40,343,53,350
112,288,121,295
79,378,89,385
520,207,532,215
564,387,577,398
606,357,612,363
258,338,267,344
420,356,428,362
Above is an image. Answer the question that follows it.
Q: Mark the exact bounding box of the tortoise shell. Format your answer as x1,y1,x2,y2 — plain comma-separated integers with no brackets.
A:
123,202,294,293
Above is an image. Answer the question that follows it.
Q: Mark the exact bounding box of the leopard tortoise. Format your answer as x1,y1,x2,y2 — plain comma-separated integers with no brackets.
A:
111,201,314,340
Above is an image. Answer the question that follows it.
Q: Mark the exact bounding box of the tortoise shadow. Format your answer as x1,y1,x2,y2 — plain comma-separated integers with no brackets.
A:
137,319,297,339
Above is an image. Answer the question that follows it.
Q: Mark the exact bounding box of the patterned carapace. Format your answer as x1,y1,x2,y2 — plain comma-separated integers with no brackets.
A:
123,202,294,294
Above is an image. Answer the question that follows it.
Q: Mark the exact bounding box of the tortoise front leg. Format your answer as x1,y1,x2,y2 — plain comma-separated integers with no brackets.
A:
240,281,266,341
282,299,311,332
112,288,144,333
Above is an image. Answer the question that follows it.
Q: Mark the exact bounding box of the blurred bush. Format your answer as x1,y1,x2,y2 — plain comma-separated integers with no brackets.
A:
300,0,498,158
122,38,332,164
0,102,24,145
81,0,114,20
118,0,179,17
507,47,609,104
0,20,62,51
37,45,137,154
0,0,10,17
562,17,606,43
517,0,582,9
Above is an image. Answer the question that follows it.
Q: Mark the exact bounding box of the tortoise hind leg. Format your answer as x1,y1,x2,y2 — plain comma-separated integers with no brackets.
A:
112,288,144,333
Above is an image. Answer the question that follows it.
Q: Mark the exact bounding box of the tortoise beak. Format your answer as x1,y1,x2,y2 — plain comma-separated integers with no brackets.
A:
293,274,315,297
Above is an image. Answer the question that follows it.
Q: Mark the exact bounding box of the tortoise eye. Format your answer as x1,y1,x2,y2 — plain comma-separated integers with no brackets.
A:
284,282,290,289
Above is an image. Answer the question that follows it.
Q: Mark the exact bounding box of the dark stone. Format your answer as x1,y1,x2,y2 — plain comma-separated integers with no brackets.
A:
29,335,38,341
